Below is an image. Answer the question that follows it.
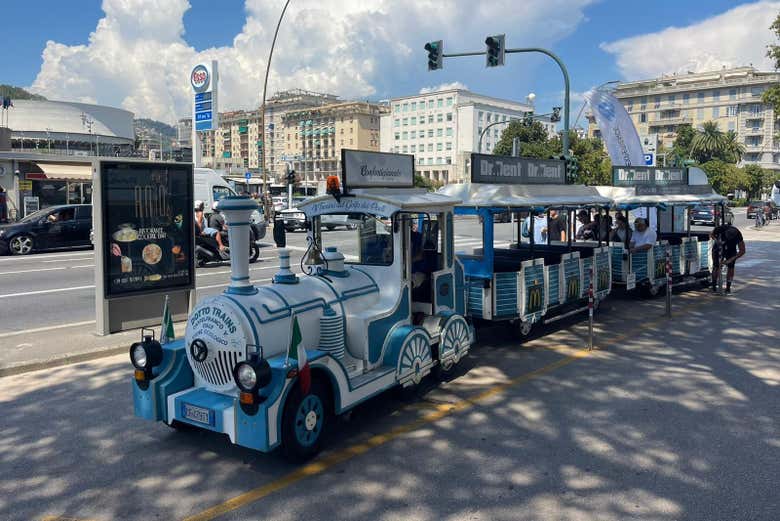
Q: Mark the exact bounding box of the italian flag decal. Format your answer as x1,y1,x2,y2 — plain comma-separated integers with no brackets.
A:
287,315,310,394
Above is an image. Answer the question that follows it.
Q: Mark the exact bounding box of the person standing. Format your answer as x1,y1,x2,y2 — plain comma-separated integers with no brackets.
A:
0,187,7,223
710,223,746,294
545,209,566,243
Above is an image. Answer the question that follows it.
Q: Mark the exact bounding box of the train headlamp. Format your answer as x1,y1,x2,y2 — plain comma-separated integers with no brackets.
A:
129,329,164,375
232,345,272,394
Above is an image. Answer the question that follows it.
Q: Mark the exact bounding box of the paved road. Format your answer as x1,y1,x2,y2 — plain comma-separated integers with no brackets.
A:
0,208,777,521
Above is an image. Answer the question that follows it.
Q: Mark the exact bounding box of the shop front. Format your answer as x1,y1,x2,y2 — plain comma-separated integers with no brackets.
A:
20,161,93,215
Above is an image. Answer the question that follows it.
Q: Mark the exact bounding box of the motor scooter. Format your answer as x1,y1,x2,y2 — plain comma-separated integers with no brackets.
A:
195,229,260,267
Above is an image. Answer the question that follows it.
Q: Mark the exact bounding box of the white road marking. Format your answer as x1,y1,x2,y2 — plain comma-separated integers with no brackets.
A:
1,320,97,337
41,256,95,263
0,264,95,276
0,284,95,299
0,251,94,263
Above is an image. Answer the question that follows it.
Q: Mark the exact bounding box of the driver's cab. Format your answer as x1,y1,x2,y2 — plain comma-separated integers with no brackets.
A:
298,188,465,352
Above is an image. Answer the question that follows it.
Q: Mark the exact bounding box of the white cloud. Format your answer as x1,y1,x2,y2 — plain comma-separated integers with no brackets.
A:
29,0,596,122
419,81,469,94
601,1,780,80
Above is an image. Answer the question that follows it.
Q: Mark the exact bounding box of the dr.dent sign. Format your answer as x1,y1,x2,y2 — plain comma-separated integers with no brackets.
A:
191,61,219,132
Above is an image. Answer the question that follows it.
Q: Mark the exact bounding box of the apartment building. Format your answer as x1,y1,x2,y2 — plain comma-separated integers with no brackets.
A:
282,101,385,187
379,89,542,184
263,89,340,182
588,66,780,171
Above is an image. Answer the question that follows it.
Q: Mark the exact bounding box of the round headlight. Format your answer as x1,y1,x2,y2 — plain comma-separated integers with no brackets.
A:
236,363,257,391
132,344,148,369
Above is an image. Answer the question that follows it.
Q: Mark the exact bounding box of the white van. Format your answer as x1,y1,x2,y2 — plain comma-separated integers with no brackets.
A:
194,167,267,239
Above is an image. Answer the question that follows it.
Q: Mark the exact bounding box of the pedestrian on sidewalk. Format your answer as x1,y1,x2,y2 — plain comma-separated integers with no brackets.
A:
710,223,746,294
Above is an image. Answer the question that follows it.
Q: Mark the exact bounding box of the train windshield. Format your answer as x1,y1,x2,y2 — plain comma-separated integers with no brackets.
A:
317,213,393,266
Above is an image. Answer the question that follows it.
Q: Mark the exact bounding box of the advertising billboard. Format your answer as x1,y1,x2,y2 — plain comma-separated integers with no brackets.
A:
100,161,194,298
341,149,415,189
470,153,565,184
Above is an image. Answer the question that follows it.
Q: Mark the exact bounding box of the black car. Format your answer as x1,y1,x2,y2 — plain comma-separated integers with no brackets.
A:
689,204,734,226
0,204,93,255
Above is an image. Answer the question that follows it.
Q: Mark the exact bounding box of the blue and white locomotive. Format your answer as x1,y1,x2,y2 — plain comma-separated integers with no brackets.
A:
130,177,473,459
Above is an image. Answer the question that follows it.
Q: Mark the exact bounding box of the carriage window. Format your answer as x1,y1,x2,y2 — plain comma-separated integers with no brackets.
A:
317,214,393,266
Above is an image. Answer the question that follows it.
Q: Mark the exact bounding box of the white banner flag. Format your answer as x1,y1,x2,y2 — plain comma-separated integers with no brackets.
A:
585,88,645,167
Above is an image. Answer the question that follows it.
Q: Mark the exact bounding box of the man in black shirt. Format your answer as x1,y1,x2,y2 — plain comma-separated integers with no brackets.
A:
710,223,746,293
545,209,566,243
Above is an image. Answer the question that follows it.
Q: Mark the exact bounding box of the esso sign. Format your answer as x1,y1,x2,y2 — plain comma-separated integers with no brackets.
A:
191,65,210,92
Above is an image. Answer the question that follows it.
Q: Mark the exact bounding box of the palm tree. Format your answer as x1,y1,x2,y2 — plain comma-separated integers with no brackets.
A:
722,130,746,163
690,121,725,163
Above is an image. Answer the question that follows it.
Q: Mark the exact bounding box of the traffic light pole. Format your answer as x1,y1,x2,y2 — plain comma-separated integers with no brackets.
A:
442,47,570,158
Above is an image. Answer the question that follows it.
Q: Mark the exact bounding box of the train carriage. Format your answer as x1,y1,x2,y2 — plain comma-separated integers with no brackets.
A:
596,186,729,295
130,153,473,460
438,183,613,337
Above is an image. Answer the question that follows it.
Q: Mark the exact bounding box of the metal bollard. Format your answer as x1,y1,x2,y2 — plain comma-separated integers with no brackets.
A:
665,246,672,317
588,263,595,350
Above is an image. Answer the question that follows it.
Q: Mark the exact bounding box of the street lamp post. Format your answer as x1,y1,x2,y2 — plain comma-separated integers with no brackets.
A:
259,0,292,220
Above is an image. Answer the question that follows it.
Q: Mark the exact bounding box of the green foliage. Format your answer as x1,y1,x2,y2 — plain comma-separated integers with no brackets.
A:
768,11,780,69
0,85,47,101
690,121,726,163
761,85,780,115
492,123,611,185
414,173,440,191
700,160,745,195
742,164,766,200
672,124,695,160
134,118,177,138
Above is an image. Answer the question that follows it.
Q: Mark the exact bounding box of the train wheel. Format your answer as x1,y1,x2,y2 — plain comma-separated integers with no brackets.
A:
435,315,470,380
396,330,432,388
517,320,533,337
281,380,330,462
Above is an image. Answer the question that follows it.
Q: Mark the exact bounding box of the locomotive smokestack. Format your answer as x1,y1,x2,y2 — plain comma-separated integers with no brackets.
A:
216,196,258,295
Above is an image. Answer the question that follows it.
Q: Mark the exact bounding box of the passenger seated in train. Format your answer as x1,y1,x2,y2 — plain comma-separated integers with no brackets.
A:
610,213,632,245
629,217,656,254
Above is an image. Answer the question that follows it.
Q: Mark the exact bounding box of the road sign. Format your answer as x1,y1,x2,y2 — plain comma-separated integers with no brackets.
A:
644,153,654,166
245,172,252,181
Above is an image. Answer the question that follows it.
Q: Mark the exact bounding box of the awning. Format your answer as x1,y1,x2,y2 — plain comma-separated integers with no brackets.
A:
29,162,93,181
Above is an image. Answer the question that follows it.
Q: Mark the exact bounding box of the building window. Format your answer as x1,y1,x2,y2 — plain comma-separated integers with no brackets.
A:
437,98,443,108
712,106,720,118
446,157,452,165
402,131,408,139
428,129,434,138
428,158,433,165
402,145,408,153
437,143,443,151
403,103,409,112
428,115,433,124
446,97,453,106
726,106,738,117
446,142,452,150
627,101,634,112
639,113,647,123
751,86,764,97
683,93,690,105
394,132,400,140
697,92,705,103
418,157,424,165
713,89,720,101
411,116,417,125
394,119,399,127
437,128,443,137
411,145,416,153
654,96,661,109
411,102,417,111
668,94,676,105
446,112,453,122
486,113,492,123
437,113,443,123
409,130,416,139
729,88,737,100
446,127,453,136
350,139,353,145
436,157,443,164
478,111,484,120
478,126,483,135
640,96,647,110
394,105,400,113
402,118,408,126
697,108,705,120
728,121,735,132
427,144,433,152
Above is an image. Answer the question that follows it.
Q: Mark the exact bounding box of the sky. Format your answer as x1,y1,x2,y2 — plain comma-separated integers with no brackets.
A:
2,0,778,124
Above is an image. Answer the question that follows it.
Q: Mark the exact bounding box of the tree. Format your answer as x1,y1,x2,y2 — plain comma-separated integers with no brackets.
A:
672,124,695,159
700,160,747,195
742,164,766,200
722,130,746,163
690,121,726,163
493,120,556,158
414,173,437,191
763,12,780,115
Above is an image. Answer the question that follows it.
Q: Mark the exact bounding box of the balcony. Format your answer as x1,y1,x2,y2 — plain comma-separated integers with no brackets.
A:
743,127,764,136
649,116,691,127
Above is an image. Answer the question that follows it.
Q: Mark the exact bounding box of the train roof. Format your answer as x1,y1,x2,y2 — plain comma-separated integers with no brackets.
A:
298,188,461,216
438,183,612,209
594,186,728,207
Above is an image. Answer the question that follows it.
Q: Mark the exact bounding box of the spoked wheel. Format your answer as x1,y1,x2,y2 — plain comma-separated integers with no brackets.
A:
281,380,330,461
10,235,34,255
434,315,470,380
517,320,534,338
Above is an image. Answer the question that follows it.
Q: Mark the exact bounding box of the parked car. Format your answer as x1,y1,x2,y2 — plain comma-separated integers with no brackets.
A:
746,201,764,220
320,214,360,231
0,204,93,255
690,204,733,226
280,207,307,232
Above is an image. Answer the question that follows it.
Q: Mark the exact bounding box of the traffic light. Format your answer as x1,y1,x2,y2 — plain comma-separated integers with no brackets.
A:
523,111,534,126
485,34,505,67
565,155,579,182
551,107,561,123
286,169,296,185
425,40,443,71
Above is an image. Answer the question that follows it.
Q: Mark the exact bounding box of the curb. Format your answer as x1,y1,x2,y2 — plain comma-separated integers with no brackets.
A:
0,345,129,378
